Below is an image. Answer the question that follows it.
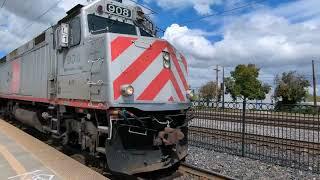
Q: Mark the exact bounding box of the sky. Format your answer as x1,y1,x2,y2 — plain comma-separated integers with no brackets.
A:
1,0,320,95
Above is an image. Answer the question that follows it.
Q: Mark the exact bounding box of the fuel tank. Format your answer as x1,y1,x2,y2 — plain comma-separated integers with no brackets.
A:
13,108,44,132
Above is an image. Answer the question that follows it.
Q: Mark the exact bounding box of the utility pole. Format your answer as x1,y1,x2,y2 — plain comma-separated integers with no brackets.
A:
312,60,317,106
222,66,225,109
213,65,220,103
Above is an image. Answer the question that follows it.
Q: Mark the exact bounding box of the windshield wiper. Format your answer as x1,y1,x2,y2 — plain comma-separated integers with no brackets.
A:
90,26,109,34
90,20,116,34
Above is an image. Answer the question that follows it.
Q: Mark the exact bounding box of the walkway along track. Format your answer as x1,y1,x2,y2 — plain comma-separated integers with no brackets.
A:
189,126,320,155
179,163,235,180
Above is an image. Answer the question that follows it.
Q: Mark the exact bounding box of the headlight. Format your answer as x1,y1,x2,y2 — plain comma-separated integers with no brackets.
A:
186,90,194,100
121,85,134,97
163,59,171,69
163,52,171,69
163,52,170,61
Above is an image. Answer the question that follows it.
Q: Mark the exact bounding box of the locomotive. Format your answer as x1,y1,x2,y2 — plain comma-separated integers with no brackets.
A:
0,0,192,175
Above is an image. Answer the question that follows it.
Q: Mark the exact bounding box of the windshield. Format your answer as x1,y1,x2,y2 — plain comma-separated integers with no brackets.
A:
88,14,137,35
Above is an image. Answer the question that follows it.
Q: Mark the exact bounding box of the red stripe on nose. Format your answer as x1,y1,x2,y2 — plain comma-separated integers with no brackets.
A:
137,69,170,100
170,71,185,101
111,36,137,61
180,54,188,73
113,40,167,100
168,46,189,90
137,69,185,102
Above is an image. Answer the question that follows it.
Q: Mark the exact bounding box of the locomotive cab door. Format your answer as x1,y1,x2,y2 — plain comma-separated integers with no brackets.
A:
56,16,91,101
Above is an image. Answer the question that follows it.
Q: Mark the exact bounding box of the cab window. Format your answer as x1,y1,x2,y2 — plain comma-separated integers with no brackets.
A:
88,14,137,35
69,17,81,47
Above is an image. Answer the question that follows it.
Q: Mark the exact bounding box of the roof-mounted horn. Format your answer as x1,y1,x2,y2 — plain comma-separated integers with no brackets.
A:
135,6,145,23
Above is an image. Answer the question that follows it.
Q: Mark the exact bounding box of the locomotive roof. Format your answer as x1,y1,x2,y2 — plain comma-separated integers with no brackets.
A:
58,4,84,24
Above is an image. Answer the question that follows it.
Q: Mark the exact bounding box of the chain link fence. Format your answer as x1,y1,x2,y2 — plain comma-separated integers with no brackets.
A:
189,101,320,173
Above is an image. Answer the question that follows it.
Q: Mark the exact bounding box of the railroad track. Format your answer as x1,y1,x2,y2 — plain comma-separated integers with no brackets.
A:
191,112,320,131
189,126,320,154
178,163,235,180
192,109,320,121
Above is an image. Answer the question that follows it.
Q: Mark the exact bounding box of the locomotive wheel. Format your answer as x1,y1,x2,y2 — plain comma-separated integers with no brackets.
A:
5,104,13,121
68,131,79,146
71,154,86,164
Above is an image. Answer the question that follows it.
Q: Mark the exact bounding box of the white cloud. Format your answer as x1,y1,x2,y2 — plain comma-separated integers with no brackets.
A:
273,0,320,23
0,0,149,53
0,0,92,52
146,0,222,15
163,24,216,61
163,0,320,87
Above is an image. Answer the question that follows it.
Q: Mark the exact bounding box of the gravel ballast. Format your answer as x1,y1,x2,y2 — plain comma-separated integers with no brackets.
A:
190,119,319,143
185,146,320,180
188,118,320,172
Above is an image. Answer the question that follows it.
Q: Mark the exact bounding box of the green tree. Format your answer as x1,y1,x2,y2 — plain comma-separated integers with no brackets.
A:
199,81,220,104
274,71,310,105
225,64,271,102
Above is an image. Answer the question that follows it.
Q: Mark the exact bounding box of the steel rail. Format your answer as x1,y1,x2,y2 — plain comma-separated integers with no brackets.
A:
194,112,320,125
192,113,320,131
189,126,320,154
179,163,235,180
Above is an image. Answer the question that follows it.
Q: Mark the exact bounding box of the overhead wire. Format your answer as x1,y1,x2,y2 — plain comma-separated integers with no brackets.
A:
22,0,64,30
180,0,268,24
156,0,269,34
126,0,158,14
15,0,268,35
1,0,7,8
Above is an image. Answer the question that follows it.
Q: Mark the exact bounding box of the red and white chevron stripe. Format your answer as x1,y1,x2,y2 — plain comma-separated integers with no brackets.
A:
110,35,189,103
